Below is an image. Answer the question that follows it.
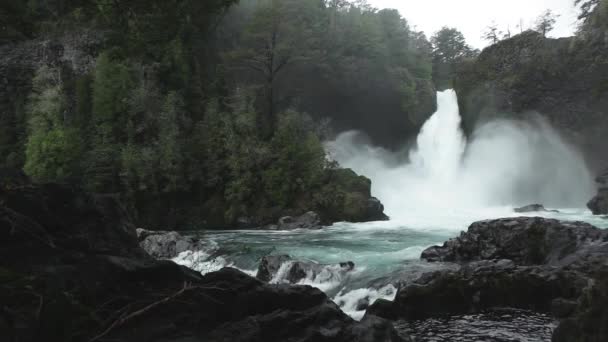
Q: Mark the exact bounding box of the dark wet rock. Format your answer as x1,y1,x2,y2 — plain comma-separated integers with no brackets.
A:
269,211,322,230
552,268,608,342
367,299,399,320
256,254,293,282
367,197,390,221
551,298,579,319
514,204,559,213
371,217,608,341
588,169,608,215
588,188,608,215
256,254,356,284
136,228,205,259
356,297,371,311
315,168,389,224
393,309,557,342
371,259,586,320
420,217,607,266
340,261,356,270
0,183,406,342
194,269,406,342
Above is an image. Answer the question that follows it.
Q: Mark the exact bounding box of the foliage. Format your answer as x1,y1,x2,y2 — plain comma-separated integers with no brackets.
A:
535,10,559,37
86,52,132,192
576,0,601,20
9,0,440,227
483,22,503,44
431,27,477,90
23,66,83,183
220,0,436,147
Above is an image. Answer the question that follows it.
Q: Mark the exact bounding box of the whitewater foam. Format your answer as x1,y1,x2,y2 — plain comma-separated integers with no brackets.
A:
326,90,595,225
172,250,257,277
333,284,397,321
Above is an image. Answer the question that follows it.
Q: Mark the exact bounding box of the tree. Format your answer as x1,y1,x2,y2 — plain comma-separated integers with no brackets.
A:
575,0,600,20
86,52,132,192
535,9,559,37
23,66,83,183
431,27,474,63
483,22,503,44
227,0,324,139
158,92,185,192
503,26,512,39
431,27,475,89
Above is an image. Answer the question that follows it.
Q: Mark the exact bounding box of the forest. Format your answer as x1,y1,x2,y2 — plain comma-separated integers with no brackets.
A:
1,0,604,228
0,0,481,228
3,1,608,342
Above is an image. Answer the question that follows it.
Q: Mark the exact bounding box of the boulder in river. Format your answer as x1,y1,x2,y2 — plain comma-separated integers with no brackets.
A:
588,189,608,215
513,204,558,213
587,169,608,215
420,217,606,265
0,182,406,342
137,228,205,259
366,197,390,221
369,217,608,341
268,211,322,230
257,254,356,284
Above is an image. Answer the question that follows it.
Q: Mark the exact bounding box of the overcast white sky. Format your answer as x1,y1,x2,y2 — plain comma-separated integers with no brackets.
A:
368,0,581,49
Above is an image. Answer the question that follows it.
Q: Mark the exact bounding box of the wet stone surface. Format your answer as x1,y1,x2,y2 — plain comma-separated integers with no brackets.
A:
393,309,557,342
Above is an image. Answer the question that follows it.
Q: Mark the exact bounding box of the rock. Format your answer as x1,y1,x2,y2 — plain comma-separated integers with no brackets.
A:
314,168,390,224
136,228,205,259
256,255,356,285
514,204,558,213
367,197,390,221
371,217,608,341
366,299,399,320
588,170,608,215
552,267,608,342
551,298,578,318
588,188,608,215
272,211,322,230
371,260,587,320
356,297,371,311
236,216,256,229
256,254,292,282
420,217,606,266
194,269,406,342
0,182,407,342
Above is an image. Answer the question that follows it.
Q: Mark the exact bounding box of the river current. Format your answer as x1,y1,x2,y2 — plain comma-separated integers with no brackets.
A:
173,90,606,341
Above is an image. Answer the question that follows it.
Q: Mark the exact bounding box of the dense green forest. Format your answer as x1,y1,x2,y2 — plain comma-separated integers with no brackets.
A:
0,0,460,228
2,0,600,228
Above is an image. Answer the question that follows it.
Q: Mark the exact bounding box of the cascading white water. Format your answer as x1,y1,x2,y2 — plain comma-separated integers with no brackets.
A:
175,91,605,324
409,90,466,185
326,90,596,226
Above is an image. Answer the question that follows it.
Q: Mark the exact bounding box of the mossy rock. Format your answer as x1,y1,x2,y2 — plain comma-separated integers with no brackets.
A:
324,168,372,197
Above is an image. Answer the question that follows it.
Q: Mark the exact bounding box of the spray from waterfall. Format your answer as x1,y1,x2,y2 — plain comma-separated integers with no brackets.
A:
325,90,595,224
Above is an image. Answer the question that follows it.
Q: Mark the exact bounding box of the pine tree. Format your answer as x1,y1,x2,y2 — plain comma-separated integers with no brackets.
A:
535,10,559,37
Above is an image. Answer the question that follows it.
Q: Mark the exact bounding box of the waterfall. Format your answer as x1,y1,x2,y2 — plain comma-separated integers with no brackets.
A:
325,90,595,225
410,90,466,185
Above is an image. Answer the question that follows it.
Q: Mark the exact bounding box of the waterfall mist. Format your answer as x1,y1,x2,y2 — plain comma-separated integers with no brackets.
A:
325,90,595,223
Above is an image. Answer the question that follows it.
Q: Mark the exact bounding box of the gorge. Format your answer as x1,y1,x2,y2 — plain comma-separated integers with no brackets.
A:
2,0,608,341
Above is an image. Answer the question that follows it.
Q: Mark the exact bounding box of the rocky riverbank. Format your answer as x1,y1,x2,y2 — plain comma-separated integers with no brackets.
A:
0,182,403,342
368,217,608,341
588,170,608,215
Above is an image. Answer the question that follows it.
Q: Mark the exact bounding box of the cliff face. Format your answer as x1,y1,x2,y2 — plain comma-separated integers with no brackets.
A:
454,29,608,170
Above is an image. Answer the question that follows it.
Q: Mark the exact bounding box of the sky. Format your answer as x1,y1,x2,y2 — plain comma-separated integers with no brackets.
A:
368,0,581,49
